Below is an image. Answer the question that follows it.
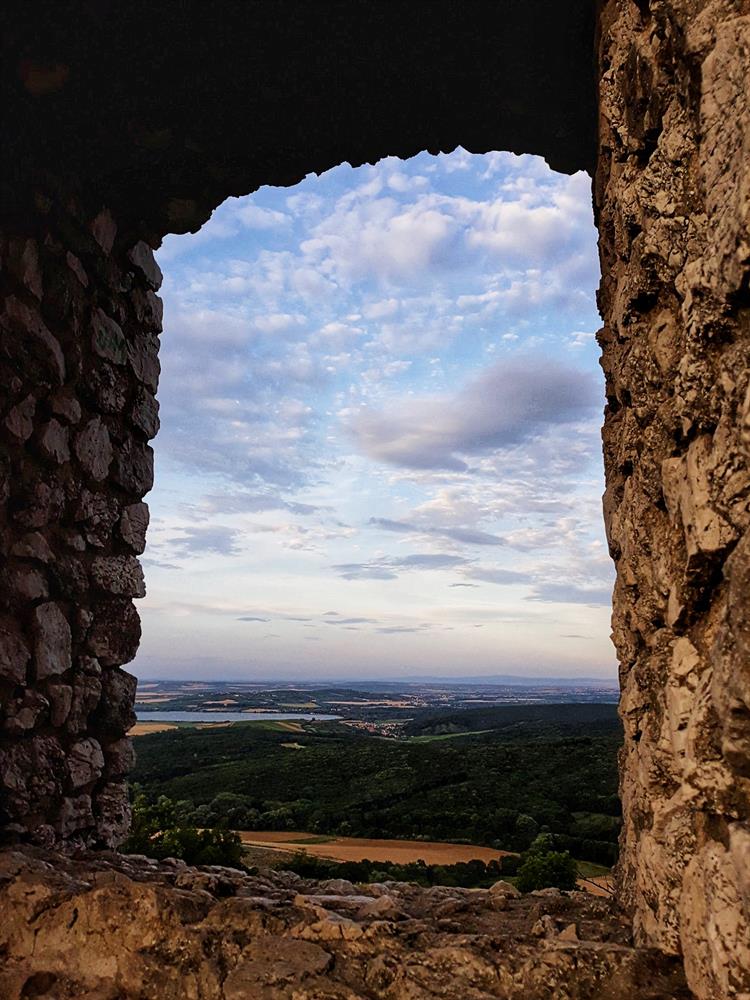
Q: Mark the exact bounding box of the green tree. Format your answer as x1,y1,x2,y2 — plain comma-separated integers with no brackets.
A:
122,794,245,868
516,849,578,892
514,813,539,849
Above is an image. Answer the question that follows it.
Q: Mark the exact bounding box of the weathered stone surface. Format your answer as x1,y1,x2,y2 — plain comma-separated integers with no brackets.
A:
113,438,154,494
597,3,750,997
0,738,66,821
103,737,135,778
93,667,137,733
73,488,120,547
11,478,64,529
67,738,105,788
127,241,163,290
91,556,146,598
119,502,149,553
6,565,49,602
2,690,49,734
38,418,70,464
91,307,127,364
0,626,31,685
4,395,36,442
47,682,73,727
0,849,691,1000
6,238,42,299
66,672,102,734
65,250,88,287
74,417,113,481
31,603,71,679
57,793,94,836
132,288,164,329
92,782,131,846
0,296,65,385
11,531,54,563
87,603,141,667
49,389,82,425
130,385,160,438
90,208,117,253
128,331,160,392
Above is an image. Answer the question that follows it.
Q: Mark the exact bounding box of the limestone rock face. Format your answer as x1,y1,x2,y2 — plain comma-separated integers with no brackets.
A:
597,2,750,997
0,849,690,1000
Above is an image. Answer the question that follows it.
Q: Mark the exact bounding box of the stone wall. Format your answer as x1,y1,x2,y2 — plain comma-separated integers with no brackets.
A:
0,197,162,847
596,1,750,996
1,1,749,996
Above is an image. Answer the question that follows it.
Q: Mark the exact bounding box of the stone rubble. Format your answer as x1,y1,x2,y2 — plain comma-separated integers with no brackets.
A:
0,848,691,1000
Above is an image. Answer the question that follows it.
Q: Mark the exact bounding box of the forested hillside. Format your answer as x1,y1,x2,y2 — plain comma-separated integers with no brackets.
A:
132,710,621,864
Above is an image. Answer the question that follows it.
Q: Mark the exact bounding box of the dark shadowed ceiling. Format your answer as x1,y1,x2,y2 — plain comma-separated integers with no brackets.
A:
3,1,597,238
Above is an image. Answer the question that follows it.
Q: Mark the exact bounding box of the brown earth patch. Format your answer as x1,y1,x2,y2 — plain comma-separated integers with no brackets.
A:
129,721,178,736
239,831,512,866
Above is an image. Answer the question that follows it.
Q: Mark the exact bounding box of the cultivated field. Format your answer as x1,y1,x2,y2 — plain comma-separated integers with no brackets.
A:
130,721,177,736
238,831,511,865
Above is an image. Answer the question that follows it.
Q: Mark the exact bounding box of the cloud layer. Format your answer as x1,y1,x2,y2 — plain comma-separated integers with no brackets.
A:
348,359,599,471
137,149,615,681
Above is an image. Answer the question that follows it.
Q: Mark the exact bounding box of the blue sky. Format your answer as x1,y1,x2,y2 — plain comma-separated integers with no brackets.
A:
133,149,616,681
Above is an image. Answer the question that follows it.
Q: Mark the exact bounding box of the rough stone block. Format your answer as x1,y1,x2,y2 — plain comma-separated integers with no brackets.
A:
90,208,117,253
4,395,36,441
57,793,94,836
11,532,54,563
113,439,154,495
38,419,70,464
128,332,160,392
132,288,163,329
0,296,65,385
94,782,132,846
94,667,137,734
6,564,49,602
65,250,88,287
91,308,127,365
0,626,31,685
7,237,42,299
127,241,163,290
2,690,49,734
11,479,64,530
87,602,141,667
74,417,113,481
74,488,120,546
66,672,102,734
104,737,135,778
68,738,105,788
31,603,72,679
47,682,73,727
49,389,82,425
91,556,146,598
119,503,149,554
130,385,160,439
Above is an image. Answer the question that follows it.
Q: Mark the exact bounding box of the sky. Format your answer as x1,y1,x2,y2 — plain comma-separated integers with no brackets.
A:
133,149,616,682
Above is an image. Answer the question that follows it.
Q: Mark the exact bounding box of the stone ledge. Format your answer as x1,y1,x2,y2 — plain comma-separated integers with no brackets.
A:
0,848,691,999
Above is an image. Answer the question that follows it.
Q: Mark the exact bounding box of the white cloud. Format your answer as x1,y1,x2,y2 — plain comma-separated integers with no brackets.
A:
238,203,291,229
345,358,599,471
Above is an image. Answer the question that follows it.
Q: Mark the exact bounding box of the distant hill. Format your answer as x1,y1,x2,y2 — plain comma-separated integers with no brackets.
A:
392,675,618,688
403,702,621,738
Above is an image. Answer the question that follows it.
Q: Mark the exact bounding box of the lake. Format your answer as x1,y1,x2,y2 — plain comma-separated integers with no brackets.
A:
135,710,340,723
